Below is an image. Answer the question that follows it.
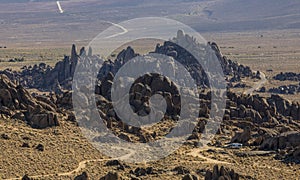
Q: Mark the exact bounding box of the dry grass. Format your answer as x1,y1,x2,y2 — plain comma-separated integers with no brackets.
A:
1,116,299,179
0,48,69,71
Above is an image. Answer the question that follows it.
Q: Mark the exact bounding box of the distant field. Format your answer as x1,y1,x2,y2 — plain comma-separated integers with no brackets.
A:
1,29,299,73
203,29,300,74
0,48,69,70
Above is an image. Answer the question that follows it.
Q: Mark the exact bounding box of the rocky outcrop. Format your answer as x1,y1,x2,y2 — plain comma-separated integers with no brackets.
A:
154,32,254,87
259,131,300,163
274,72,300,81
231,126,251,144
205,165,239,180
0,44,82,91
2,30,256,96
93,78,300,143
56,91,73,109
128,73,180,118
260,131,300,150
287,146,300,163
100,172,120,180
0,74,58,129
96,46,138,82
182,173,198,180
269,84,300,95
74,172,88,180
21,174,31,180
225,92,300,121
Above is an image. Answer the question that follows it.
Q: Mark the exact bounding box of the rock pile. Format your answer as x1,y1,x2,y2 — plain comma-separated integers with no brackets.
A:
274,72,300,81
100,171,120,180
2,30,256,94
225,92,300,122
154,32,254,87
259,131,300,163
0,44,81,91
0,74,58,128
189,90,300,157
260,131,300,150
269,84,300,94
74,172,88,180
204,165,239,180
195,90,300,126
129,73,180,118
230,126,251,144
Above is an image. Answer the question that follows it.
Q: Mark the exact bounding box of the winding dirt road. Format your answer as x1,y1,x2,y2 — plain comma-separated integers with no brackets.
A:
104,21,129,39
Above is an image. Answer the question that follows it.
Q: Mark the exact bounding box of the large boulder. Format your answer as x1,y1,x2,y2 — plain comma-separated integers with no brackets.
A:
290,146,300,162
205,165,239,180
231,126,251,144
74,172,88,180
30,112,59,129
260,131,300,150
100,171,121,180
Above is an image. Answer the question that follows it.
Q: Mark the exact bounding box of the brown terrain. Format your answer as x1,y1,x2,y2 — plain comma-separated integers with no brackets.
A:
0,30,299,180
0,1,300,180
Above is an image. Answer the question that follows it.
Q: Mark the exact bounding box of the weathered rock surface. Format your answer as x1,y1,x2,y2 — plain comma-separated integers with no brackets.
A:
205,165,239,180
225,92,300,121
100,171,120,180
0,44,81,91
231,126,251,144
21,174,31,180
74,172,88,180
260,131,300,150
0,74,58,128
182,173,198,180
154,32,255,87
274,72,300,81
269,84,300,94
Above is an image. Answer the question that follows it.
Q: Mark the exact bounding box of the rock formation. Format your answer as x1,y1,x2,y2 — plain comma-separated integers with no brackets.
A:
74,172,88,180
100,171,120,180
0,44,82,91
154,33,254,87
0,74,58,129
205,165,239,180
269,84,300,95
260,131,300,150
0,30,256,96
274,72,300,81
231,126,251,144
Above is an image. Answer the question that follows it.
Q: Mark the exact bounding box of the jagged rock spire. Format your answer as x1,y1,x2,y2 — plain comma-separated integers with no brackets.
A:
71,44,77,61
116,46,136,63
80,47,86,56
88,46,93,57
177,29,184,40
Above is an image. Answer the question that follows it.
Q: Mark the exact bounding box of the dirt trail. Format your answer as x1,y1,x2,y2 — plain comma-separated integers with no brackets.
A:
244,71,267,95
6,158,109,180
5,146,136,180
186,147,231,165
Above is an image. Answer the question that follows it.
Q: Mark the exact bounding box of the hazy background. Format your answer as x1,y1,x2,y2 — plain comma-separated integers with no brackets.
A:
1,0,300,47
